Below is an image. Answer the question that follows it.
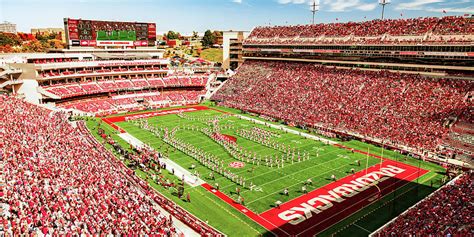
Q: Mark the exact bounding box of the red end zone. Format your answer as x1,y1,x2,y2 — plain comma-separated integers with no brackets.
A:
105,106,209,123
101,106,210,133
203,159,428,237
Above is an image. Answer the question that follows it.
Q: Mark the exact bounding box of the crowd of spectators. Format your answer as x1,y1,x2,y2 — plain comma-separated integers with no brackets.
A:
40,65,168,78
43,76,208,98
0,95,219,235
212,60,472,152
375,172,473,236
59,90,205,115
433,16,474,35
245,16,473,45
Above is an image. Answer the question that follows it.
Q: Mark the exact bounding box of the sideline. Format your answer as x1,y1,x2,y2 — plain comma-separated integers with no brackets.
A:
118,132,206,187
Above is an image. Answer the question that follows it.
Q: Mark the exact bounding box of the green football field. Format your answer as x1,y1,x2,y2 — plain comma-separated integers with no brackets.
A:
85,104,447,237
117,108,388,213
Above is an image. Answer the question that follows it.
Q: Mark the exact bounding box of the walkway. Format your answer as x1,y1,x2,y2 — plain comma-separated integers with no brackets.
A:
117,132,203,237
118,132,206,187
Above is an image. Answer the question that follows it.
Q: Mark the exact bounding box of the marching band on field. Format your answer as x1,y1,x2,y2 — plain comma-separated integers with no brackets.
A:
130,115,357,206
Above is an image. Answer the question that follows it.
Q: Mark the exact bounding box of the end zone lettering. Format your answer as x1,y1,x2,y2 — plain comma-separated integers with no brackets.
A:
278,165,405,225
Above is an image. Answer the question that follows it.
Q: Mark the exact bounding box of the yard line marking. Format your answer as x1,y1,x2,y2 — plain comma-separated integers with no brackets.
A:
127,117,357,201
201,183,287,236
119,114,367,198
353,223,371,233
246,162,355,205
216,148,341,185
194,188,263,235
239,149,344,188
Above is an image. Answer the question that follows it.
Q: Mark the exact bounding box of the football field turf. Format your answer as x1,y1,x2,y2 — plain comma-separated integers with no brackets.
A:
86,104,446,236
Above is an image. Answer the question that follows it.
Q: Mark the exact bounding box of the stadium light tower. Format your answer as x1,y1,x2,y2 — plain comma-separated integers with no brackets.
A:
379,0,390,20
311,0,320,24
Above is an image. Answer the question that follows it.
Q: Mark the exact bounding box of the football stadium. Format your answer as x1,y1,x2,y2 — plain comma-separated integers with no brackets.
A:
0,0,473,236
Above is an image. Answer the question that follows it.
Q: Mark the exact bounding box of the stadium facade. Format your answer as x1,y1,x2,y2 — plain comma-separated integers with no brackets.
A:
1,15,472,236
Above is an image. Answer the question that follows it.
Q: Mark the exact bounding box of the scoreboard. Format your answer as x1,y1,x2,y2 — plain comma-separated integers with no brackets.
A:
64,18,157,47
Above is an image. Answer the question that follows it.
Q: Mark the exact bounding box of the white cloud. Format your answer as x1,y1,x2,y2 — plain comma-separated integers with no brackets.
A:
232,0,242,3
395,0,474,12
277,0,377,11
439,0,470,5
357,3,378,11
396,0,445,10
322,0,377,12
277,0,320,11
426,6,474,13
278,0,309,4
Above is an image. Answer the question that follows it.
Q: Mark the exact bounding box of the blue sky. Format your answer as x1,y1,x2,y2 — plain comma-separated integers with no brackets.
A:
0,0,472,34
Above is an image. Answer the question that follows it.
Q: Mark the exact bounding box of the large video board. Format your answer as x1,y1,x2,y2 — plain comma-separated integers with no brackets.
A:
64,18,156,47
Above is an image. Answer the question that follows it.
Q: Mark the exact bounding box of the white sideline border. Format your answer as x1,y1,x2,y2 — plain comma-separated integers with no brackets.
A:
104,133,201,237
118,133,206,187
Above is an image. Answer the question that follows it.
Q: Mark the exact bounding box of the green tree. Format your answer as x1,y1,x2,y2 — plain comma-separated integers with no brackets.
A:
166,31,180,40
22,40,44,52
0,33,22,47
202,30,215,47
192,31,199,40
47,39,65,49
36,32,57,42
